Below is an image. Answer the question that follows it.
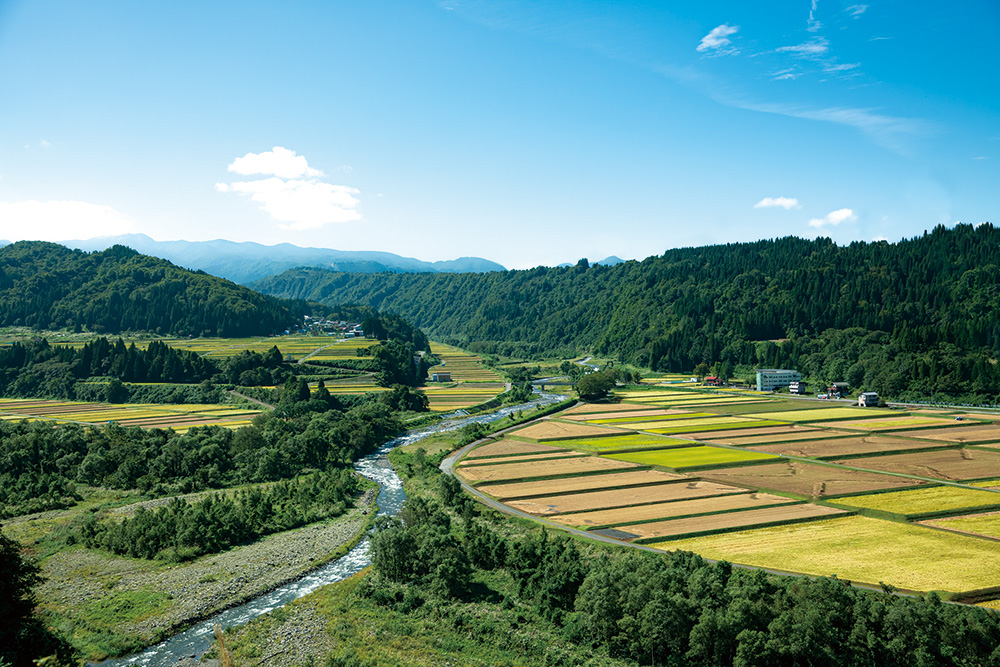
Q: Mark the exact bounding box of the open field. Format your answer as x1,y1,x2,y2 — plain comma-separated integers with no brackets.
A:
457,451,590,467
695,424,828,441
427,343,504,383
455,455,640,483
561,402,661,415
649,419,787,436
745,407,898,422
700,461,928,497
505,480,746,515
708,399,841,415
748,435,954,459
885,424,1000,444
422,384,506,412
832,448,1000,481
828,486,1000,518
657,515,1000,594
583,411,713,425
545,433,693,453
0,398,262,431
563,408,694,422
508,420,627,441
464,439,564,459
609,415,752,431
629,503,846,540
549,492,798,528
921,511,1000,540
818,415,967,431
475,469,688,500
602,445,777,471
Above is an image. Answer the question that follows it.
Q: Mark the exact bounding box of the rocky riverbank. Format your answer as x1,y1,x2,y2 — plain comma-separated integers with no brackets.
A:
33,487,377,660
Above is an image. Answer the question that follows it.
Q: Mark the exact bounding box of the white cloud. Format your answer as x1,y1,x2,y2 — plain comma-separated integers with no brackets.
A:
754,197,801,210
772,68,799,80
808,208,857,228
228,146,322,179
824,62,860,72
218,147,361,230
0,200,134,240
697,24,739,54
808,0,822,32
39,139,51,148
776,37,829,56
846,4,868,17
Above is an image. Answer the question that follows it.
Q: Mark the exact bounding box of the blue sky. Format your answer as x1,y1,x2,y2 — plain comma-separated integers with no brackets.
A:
0,0,997,269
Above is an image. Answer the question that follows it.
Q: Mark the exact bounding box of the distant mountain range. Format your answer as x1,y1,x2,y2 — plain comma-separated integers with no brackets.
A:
556,256,626,268
54,234,506,284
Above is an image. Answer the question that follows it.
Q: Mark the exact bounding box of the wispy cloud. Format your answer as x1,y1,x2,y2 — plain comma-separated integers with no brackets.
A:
772,68,799,80
754,197,801,210
697,24,739,55
217,147,361,230
776,37,829,56
823,62,859,73
808,208,857,228
0,200,134,240
808,0,822,32
846,4,868,18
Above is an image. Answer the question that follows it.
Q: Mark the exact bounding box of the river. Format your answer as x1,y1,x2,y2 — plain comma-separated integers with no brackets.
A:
98,392,566,667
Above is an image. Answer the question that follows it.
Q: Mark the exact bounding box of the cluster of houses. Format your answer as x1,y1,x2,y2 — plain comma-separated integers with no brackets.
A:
302,316,366,337
752,369,879,406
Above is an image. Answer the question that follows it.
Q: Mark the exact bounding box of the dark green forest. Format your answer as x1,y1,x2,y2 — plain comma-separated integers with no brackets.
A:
255,223,1000,403
0,241,303,336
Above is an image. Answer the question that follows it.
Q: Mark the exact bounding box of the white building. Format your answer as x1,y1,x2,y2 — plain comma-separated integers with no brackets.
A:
756,369,802,392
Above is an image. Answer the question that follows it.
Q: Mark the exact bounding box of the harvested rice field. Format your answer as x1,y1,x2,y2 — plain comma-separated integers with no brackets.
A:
507,420,628,442
476,469,688,500
563,408,695,422
695,424,828,441
546,434,693,453
817,415,964,431
609,415,750,431
457,451,590,467
884,423,1000,444
0,399,262,431
829,485,1000,518
747,435,952,459
706,428,857,446
560,402,661,416
657,515,1000,594
583,411,714,425
505,480,746,515
652,419,786,436
745,407,897,422
549,492,798,528
700,460,928,497
464,439,564,459
455,456,639,483
602,445,777,471
629,503,846,540
832,448,1000,481
921,511,1000,540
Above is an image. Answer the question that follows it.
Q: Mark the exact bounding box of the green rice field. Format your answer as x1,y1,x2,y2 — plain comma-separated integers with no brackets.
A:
603,445,778,471
547,433,693,452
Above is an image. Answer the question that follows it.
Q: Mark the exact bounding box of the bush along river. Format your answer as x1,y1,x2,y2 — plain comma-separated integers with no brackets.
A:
97,392,566,667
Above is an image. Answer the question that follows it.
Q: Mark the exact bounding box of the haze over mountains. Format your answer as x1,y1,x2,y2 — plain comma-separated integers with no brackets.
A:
50,234,506,284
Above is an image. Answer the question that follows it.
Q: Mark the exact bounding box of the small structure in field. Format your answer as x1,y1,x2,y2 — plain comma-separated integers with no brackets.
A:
859,391,880,407
789,381,809,395
431,371,452,382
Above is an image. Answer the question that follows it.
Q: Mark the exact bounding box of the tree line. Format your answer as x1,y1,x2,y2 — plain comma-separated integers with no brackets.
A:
256,224,1000,403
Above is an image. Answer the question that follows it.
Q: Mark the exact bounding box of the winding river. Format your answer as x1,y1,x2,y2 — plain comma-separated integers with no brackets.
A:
99,392,565,667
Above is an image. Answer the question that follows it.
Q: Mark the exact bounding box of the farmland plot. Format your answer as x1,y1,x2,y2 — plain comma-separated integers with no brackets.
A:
746,407,897,422
603,445,777,471
884,424,1000,444
508,420,628,442
464,439,564,459
828,486,1000,518
455,456,639,484
833,448,1000,481
630,503,846,540
748,435,952,459
457,452,590,467
563,408,695,422
549,492,797,528
700,461,928,497
560,402,662,416
505,480,746,515
475,469,688,500
546,434,692,453
921,511,1000,540
818,415,964,431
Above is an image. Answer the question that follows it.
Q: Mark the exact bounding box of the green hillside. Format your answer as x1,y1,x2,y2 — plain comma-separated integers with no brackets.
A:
0,241,302,337
254,223,1000,403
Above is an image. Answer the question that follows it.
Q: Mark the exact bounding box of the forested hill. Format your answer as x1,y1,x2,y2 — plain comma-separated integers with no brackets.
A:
0,241,302,337
255,223,1000,402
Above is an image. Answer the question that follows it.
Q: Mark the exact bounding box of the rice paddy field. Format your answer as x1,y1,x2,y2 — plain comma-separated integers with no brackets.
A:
545,433,693,453
816,415,968,431
464,439,564,459
627,503,847,541
884,423,1000,444
656,515,1000,595
699,460,929,497
747,435,953,459
507,419,626,442
549,492,798,529
427,343,505,383
602,445,778,471
744,407,898,422
832,448,1000,481
475,469,687,500
505,480,746,515
921,511,1000,540
829,485,1000,518
455,455,640,484
421,384,507,412
0,398,262,431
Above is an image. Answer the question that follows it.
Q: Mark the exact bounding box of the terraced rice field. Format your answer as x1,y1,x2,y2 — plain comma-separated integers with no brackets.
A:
748,435,951,459
832,448,1000,481
628,504,846,541
700,460,928,497
457,451,591,467
828,486,1000,518
508,420,627,442
602,445,777,471
561,402,662,416
705,428,856,446
583,411,713,425
465,439,564,459
455,456,639,483
646,419,786,436
745,407,898,422
921,511,1000,539
817,415,964,431
306,337,378,361
475,469,687,500
549,492,798,528
422,384,506,412
885,424,1000,444
506,480,746,515
0,399,262,431
657,515,1000,594
546,434,692,453
608,415,743,430
427,343,504,383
